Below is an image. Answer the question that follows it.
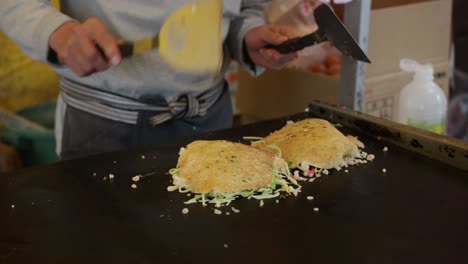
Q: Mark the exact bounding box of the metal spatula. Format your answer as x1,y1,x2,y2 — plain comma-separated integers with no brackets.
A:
117,0,223,74
267,4,371,63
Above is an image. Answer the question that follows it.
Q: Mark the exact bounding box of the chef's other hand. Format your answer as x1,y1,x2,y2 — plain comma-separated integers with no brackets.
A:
244,25,298,70
49,18,123,77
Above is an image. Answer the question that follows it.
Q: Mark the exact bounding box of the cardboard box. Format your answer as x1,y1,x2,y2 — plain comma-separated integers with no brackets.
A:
236,0,452,124
372,0,433,9
237,60,450,124
237,69,339,121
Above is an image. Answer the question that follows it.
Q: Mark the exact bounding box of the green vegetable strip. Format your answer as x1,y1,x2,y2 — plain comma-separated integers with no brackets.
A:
168,164,301,207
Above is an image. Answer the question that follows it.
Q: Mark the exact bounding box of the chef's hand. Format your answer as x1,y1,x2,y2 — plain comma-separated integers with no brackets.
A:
49,18,123,77
244,25,298,70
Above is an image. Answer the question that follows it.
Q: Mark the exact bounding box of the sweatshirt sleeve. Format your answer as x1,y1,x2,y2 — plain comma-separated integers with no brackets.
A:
0,0,74,63
226,0,268,76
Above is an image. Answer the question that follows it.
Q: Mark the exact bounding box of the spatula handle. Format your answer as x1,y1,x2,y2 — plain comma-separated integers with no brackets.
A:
118,43,134,58
95,42,134,60
265,37,306,54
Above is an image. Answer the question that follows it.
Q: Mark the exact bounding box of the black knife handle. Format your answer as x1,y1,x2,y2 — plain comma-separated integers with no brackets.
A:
265,37,306,54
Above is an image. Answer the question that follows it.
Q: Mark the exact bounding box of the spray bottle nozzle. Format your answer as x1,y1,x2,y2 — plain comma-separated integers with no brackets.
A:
400,58,434,81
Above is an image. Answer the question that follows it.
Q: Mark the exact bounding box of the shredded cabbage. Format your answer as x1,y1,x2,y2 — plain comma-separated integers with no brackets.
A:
265,144,282,156
242,136,264,141
167,162,301,207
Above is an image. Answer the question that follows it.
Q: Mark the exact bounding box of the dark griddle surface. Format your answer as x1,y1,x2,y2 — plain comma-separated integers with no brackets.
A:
1,114,468,264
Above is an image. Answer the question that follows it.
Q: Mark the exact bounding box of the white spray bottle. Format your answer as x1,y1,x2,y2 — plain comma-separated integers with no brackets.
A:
398,59,447,134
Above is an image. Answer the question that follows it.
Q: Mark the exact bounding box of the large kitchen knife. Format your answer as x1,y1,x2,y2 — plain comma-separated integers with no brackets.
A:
267,4,371,63
115,0,223,74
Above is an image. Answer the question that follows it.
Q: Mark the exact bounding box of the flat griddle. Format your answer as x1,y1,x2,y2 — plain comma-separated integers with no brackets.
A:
1,101,468,264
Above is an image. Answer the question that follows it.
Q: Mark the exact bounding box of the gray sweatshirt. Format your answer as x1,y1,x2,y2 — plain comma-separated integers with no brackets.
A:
0,0,268,154
0,0,266,101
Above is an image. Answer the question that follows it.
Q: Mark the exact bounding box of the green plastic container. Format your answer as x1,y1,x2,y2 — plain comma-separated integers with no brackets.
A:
0,101,59,167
